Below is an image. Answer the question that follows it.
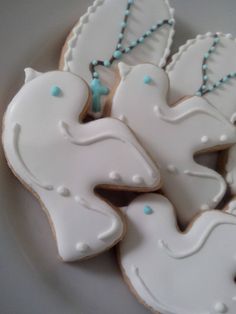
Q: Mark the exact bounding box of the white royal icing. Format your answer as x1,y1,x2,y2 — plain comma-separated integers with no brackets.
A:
119,193,236,314
61,0,175,117
111,63,236,226
166,33,236,196
2,70,160,262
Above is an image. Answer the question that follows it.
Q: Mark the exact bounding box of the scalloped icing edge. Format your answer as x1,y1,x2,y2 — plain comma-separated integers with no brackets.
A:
166,32,235,73
61,0,175,71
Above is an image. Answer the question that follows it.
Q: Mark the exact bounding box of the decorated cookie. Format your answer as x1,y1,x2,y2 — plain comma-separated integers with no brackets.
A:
2,69,160,262
166,33,236,197
119,193,236,314
110,63,236,226
60,0,175,117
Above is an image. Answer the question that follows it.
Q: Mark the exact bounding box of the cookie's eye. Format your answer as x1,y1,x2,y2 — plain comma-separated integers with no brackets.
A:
51,85,62,97
143,75,153,85
143,205,153,215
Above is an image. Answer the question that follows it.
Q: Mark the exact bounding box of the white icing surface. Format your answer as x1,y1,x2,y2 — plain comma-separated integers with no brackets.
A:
119,193,236,314
2,70,160,262
111,63,236,225
62,0,175,117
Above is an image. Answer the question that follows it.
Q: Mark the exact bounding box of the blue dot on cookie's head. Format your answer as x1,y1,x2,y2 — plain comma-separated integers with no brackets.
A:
51,85,62,97
143,205,153,215
143,75,153,85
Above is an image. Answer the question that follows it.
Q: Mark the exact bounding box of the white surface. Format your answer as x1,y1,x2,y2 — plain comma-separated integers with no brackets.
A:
0,0,236,313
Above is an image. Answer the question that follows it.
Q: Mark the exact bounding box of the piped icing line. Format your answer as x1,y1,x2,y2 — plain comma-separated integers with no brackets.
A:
183,170,226,203
12,123,54,190
59,120,157,179
166,32,235,73
63,0,175,71
59,120,126,145
153,102,235,126
132,265,209,314
132,265,177,314
158,218,236,260
74,196,120,241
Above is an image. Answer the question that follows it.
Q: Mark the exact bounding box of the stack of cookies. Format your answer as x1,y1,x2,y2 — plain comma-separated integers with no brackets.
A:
3,0,236,313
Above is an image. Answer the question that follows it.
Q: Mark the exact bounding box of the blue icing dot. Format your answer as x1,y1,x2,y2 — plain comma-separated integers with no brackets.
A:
128,0,134,4
143,75,152,84
125,47,131,53
204,53,209,59
113,50,122,59
214,37,220,44
121,22,127,28
51,86,61,97
131,41,137,47
125,10,130,16
92,60,98,65
143,206,153,215
119,33,124,39
145,30,152,36
93,72,99,78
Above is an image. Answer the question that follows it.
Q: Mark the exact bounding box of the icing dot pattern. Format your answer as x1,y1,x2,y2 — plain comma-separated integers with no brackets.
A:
196,34,236,97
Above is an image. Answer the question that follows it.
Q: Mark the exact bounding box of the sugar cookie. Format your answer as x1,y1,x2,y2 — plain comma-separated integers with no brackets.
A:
110,63,236,225
166,33,236,197
2,69,160,262
119,193,236,314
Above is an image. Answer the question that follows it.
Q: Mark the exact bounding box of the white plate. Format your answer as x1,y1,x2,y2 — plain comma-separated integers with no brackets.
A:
0,0,236,313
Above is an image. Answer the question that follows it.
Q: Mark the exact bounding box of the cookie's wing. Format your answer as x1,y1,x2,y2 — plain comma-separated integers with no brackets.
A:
167,33,236,121
61,0,175,117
